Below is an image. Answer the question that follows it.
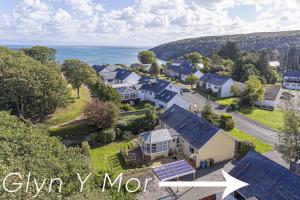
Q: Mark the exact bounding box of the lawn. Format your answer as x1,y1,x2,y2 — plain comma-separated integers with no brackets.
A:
238,107,284,131
90,140,131,175
47,86,91,126
216,97,236,107
227,128,273,154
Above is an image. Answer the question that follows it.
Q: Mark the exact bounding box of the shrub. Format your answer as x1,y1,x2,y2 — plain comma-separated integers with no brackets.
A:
120,104,135,112
239,141,256,156
116,120,128,131
98,128,116,144
220,114,235,130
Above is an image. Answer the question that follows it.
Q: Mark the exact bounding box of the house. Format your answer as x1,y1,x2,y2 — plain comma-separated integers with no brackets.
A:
165,60,204,81
114,68,141,85
130,63,151,72
112,83,140,104
140,105,236,168
199,74,235,98
255,85,281,110
93,64,118,74
227,151,300,200
283,71,300,90
154,89,191,110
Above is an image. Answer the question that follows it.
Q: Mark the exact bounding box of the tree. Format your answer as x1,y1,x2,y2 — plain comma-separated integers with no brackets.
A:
258,49,270,74
243,75,265,106
277,102,300,162
186,74,199,88
201,100,220,126
62,59,97,98
0,111,93,199
149,62,161,77
184,52,203,63
264,68,280,84
90,81,121,105
218,41,241,61
0,47,69,118
137,50,157,64
84,100,119,129
21,46,57,64
240,63,261,82
98,128,116,144
222,59,234,72
144,107,158,130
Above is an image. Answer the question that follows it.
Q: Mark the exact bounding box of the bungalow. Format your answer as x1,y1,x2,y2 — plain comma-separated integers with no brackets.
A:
139,105,237,168
255,85,281,110
154,89,190,110
165,60,204,81
199,74,235,98
227,151,300,200
283,71,300,90
114,68,141,85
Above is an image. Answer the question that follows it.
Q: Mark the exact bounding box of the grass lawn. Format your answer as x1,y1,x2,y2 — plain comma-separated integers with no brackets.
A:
47,86,91,126
228,128,273,154
238,107,284,131
216,97,236,107
90,140,131,175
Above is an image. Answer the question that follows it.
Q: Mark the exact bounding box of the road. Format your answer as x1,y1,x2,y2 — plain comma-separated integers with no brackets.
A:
183,91,279,145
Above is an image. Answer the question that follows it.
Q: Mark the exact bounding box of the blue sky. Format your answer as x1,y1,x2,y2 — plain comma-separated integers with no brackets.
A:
0,0,299,46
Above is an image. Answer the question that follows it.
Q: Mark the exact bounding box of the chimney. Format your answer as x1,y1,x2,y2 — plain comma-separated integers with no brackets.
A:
289,160,300,176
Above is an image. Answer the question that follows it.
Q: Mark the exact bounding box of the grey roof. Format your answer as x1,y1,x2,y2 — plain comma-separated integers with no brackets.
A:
168,60,198,75
284,71,300,78
140,129,172,144
115,86,137,94
154,89,177,103
160,104,220,149
138,76,152,84
101,71,117,80
140,79,171,94
229,151,300,200
115,68,133,80
93,65,117,73
264,85,281,100
200,74,231,86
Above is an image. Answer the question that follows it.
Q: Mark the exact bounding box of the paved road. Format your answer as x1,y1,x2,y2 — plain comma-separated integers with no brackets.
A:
183,91,279,145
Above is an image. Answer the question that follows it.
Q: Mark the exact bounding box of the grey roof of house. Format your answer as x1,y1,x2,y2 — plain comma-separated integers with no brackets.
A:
140,129,173,144
159,104,220,149
93,65,117,73
101,71,117,80
138,76,152,84
115,68,133,80
200,74,231,86
115,86,137,94
229,151,300,200
154,89,177,103
264,85,281,100
284,70,300,78
140,79,171,94
168,60,198,75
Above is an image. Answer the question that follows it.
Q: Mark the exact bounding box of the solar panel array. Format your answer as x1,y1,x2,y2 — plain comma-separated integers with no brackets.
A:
154,160,196,181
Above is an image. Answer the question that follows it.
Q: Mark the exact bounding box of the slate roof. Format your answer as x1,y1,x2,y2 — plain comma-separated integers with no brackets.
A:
93,65,117,73
140,129,173,144
138,76,152,84
154,89,177,103
284,71,300,78
229,151,300,200
140,79,171,94
160,104,220,149
100,71,117,80
264,85,281,100
115,68,133,81
168,60,198,75
200,74,232,86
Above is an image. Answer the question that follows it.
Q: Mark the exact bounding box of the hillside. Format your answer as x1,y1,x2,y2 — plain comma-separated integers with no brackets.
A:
151,30,300,60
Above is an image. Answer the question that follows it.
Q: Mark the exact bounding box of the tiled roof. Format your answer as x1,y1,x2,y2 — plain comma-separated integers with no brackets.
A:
140,129,173,144
264,85,281,100
160,104,220,149
140,79,171,94
115,68,133,80
284,71,300,78
200,74,232,86
154,89,177,103
229,151,300,200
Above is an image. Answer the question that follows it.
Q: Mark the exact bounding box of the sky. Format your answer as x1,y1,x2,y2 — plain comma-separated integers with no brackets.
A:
0,0,299,46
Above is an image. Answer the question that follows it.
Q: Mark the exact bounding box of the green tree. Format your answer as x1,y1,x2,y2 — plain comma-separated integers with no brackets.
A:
84,100,119,129
277,102,300,162
243,75,265,106
0,47,69,118
90,81,121,105
184,52,203,63
0,111,93,199
222,59,234,72
186,74,199,88
201,100,220,125
144,107,158,130
258,49,270,74
62,59,97,98
240,63,261,82
138,50,157,64
218,41,241,61
264,68,280,84
149,62,161,77
21,46,57,64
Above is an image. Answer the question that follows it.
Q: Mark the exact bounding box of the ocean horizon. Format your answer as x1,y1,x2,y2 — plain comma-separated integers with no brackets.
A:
3,45,151,66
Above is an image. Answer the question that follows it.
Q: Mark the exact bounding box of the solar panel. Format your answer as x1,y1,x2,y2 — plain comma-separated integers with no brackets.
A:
153,160,196,181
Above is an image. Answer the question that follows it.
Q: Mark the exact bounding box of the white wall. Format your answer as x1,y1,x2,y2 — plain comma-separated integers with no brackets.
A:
220,79,235,98
166,95,190,110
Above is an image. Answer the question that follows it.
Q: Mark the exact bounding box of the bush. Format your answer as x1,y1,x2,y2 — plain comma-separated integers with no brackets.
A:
117,120,128,131
98,128,116,144
220,114,235,130
120,104,135,112
239,141,256,156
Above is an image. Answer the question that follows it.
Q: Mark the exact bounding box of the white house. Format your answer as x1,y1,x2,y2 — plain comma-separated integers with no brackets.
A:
199,74,235,98
112,83,140,104
165,60,204,81
283,71,300,90
255,85,281,110
154,89,191,110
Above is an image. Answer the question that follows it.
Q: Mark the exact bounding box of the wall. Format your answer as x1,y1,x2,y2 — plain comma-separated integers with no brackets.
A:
124,72,141,85
166,95,190,110
220,79,235,98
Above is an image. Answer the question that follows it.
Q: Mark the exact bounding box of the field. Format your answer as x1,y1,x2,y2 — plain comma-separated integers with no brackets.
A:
228,128,273,154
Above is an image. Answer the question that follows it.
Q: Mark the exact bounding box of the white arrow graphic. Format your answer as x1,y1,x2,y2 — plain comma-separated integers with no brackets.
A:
159,170,249,199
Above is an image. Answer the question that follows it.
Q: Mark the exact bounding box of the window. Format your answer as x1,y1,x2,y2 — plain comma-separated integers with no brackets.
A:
154,142,169,153
151,144,157,153
145,144,150,153
214,86,218,90
124,94,130,100
189,145,195,154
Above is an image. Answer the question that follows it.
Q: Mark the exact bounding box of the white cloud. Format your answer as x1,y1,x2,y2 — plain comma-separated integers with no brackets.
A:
0,0,299,46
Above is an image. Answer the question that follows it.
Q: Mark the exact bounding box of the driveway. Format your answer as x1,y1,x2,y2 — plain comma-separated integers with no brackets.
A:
183,91,279,145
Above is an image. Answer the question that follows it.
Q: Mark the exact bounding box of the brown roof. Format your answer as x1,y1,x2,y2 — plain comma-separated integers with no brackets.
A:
264,85,281,100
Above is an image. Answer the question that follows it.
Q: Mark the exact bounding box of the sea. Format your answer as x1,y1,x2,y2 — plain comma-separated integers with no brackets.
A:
4,45,150,66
